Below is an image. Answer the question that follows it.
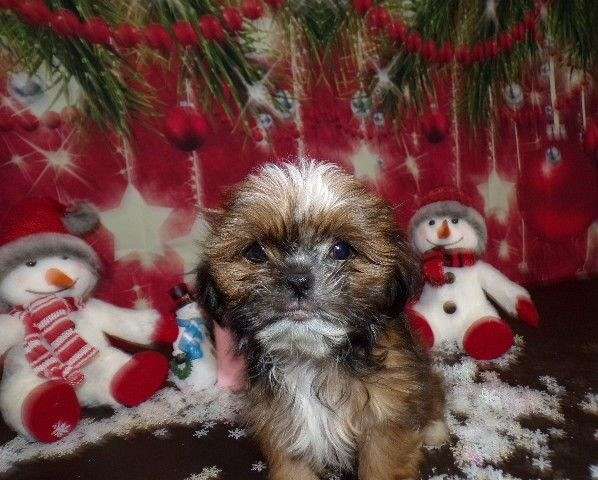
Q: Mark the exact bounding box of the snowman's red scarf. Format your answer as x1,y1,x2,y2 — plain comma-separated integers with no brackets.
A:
422,248,479,286
11,296,99,386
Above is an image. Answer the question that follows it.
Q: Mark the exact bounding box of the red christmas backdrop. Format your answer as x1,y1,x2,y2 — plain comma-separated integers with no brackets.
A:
0,61,596,316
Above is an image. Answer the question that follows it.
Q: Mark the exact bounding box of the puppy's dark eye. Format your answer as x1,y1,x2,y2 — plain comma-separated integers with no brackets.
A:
243,242,267,263
330,241,352,260
451,218,459,224
428,219,436,226
25,260,37,267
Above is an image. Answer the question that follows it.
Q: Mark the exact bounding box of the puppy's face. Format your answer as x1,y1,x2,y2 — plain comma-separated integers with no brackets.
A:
198,162,419,359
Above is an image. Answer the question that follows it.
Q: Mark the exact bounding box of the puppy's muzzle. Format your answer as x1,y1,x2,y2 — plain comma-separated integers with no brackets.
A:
286,272,313,299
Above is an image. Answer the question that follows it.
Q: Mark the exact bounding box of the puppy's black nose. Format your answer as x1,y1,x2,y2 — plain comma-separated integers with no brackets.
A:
286,272,313,298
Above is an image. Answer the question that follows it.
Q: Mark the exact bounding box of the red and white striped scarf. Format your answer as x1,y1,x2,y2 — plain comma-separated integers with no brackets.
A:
12,296,99,387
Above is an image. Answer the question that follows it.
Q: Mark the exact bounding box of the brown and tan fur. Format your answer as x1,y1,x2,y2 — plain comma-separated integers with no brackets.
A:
196,161,447,479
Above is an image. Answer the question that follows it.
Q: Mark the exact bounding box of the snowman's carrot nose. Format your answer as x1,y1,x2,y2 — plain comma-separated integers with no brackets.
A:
437,219,451,239
46,268,75,289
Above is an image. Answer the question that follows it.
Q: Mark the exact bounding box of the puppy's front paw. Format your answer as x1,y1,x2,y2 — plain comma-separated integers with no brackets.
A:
423,419,449,448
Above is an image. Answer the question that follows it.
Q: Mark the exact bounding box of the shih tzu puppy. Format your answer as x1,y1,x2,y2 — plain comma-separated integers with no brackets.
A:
197,161,447,480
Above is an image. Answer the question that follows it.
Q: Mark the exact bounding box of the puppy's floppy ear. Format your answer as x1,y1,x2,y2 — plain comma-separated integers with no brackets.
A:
387,239,422,312
196,262,225,326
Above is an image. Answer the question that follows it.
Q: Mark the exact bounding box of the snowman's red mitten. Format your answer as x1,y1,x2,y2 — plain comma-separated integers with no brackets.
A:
423,256,446,286
516,296,540,327
152,312,179,344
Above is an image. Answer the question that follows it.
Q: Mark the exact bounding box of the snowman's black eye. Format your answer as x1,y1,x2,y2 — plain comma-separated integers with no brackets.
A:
451,218,459,224
62,255,69,260
428,219,436,226
25,260,37,267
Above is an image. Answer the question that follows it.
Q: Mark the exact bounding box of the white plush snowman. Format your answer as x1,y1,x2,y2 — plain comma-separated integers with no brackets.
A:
406,189,540,360
0,197,175,443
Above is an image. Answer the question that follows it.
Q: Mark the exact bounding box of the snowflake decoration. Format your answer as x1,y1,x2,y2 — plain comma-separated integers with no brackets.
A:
548,427,566,439
532,457,552,472
152,428,170,438
228,428,247,440
539,376,566,396
193,428,209,439
251,461,267,472
185,466,222,480
51,422,73,439
579,392,598,415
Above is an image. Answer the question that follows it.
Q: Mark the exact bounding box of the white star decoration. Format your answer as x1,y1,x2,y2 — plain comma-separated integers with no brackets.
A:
100,183,173,266
349,142,383,183
477,168,515,224
166,216,210,274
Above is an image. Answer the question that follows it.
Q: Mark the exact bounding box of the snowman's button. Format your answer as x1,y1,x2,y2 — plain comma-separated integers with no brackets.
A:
445,272,455,284
443,301,457,314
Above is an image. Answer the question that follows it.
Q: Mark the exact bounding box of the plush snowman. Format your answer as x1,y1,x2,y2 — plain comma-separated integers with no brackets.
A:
0,197,175,443
406,189,540,360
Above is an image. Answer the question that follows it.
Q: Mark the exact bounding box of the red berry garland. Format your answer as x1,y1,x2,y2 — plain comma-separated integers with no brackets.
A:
144,24,174,52
51,9,82,38
84,17,111,45
113,24,142,48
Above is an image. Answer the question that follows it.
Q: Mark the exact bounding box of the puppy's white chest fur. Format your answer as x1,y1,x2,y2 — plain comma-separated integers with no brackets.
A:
275,364,356,472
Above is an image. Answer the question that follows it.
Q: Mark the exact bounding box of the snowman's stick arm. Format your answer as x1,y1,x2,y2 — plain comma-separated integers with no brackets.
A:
0,313,25,357
84,298,159,346
477,261,530,316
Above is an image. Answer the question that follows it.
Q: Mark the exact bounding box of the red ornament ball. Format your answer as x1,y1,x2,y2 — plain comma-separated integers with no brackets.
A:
242,0,264,20
84,17,111,45
223,7,244,32
113,24,142,48
518,144,597,240
353,0,373,16
199,15,226,42
421,111,449,143
173,21,198,46
164,106,209,152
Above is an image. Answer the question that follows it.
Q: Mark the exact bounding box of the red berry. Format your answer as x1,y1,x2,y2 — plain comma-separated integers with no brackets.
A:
17,1,51,26
199,15,226,42
83,17,111,45
485,40,499,59
499,32,514,51
367,6,391,33
223,7,244,32
173,21,198,46
472,44,484,62
457,46,472,64
406,32,422,53
513,23,526,41
144,24,174,52
421,40,438,61
242,0,264,20
387,20,407,42
439,42,454,63
51,9,83,38
353,0,373,16
113,24,142,48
